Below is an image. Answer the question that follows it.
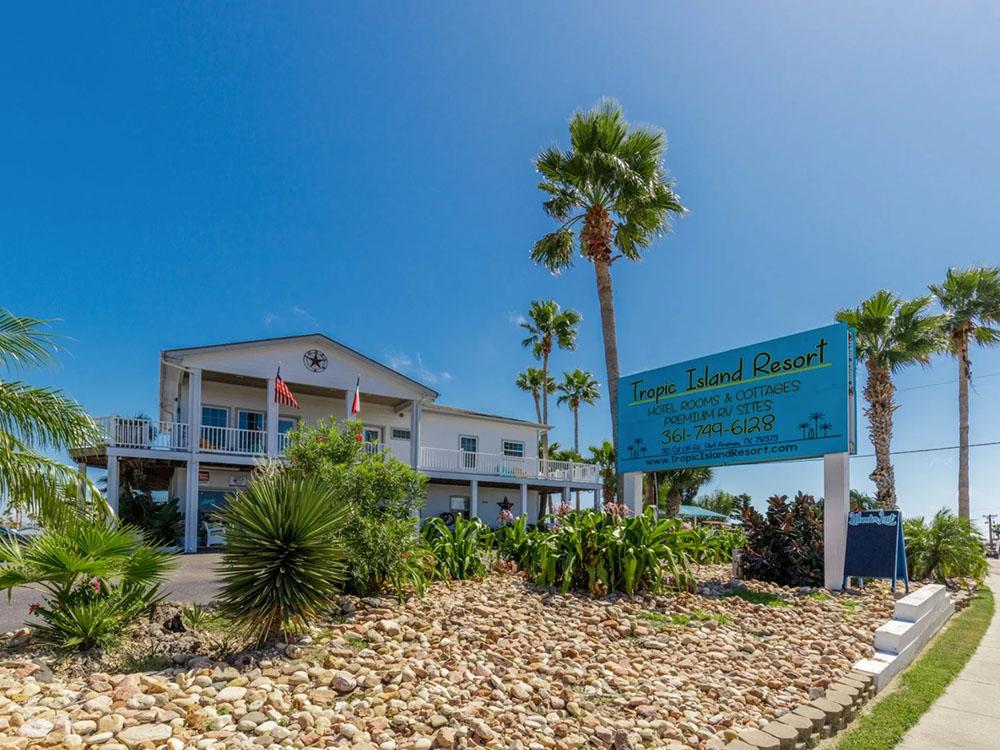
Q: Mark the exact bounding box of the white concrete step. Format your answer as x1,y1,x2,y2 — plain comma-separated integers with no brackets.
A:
874,593,951,654
855,595,955,690
894,584,947,622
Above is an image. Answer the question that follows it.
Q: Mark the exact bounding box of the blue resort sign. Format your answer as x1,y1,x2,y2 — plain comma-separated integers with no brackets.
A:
617,323,856,473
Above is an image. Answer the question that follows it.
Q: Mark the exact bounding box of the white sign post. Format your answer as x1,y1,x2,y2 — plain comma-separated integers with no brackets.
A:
823,452,850,590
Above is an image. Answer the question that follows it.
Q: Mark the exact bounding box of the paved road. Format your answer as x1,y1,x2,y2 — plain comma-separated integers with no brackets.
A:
0,553,223,633
898,559,1000,750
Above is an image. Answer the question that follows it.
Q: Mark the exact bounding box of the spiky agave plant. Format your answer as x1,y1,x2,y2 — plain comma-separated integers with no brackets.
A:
216,472,348,643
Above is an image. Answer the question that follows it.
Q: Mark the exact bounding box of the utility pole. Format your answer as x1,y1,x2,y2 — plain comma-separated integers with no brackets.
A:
985,514,996,556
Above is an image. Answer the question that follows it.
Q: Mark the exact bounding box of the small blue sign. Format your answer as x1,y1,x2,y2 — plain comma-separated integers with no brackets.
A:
617,323,856,473
843,510,909,592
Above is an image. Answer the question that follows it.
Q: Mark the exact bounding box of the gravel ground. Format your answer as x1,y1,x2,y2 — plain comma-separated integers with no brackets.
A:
0,568,896,749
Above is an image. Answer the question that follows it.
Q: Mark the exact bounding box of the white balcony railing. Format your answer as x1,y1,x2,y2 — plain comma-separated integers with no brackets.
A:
85,417,597,483
93,416,190,451
199,425,267,456
418,447,598,483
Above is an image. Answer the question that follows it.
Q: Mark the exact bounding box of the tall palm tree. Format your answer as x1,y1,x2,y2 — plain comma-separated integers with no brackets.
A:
555,369,601,453
588,440,616,507
520,299,581,466
930,266,1000,519
530,100,686,482
515,367,554,426
0,310,102,525
835,291,944,509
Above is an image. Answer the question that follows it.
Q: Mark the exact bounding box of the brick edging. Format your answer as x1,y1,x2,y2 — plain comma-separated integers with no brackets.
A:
724,671,876,749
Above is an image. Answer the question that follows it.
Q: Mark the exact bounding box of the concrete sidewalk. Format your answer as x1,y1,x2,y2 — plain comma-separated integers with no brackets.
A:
897,559,1000,750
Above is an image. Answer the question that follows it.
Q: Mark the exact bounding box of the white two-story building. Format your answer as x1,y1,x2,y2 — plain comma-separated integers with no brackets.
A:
71,333,601,551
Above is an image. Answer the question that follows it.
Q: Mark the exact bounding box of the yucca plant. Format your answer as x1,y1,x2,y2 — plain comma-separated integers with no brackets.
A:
215,472,349,643
904,509,987,584
0,521,175,650
421,515,490,580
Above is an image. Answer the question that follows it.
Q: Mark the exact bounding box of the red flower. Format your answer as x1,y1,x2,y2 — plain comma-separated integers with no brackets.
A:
27,602,40,615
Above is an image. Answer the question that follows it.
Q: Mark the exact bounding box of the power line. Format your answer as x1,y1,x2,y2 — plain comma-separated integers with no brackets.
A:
897,371,1000,392
855,440,1000,458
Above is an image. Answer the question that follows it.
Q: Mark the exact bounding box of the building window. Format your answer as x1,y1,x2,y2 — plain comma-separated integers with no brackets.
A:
450,495,470,517
391,427,411,440
201,407,228,428
459,435,478,469
502,440,525,458
237,410,265,432
278,418,297,435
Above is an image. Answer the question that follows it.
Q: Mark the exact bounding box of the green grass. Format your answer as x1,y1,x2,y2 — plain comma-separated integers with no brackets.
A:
345,634,368,651
723,589,790,607
834,587,995,750
810,592,833,602
637,610,692,627
692,607,734,624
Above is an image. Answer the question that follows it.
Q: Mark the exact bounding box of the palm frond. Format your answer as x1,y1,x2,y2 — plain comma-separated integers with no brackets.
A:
0,310,62,371
0,380,99,450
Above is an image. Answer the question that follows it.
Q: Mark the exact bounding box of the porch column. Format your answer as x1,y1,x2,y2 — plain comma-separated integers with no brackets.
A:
105,454,120,516
520,482,528,519
266,377,279,456
470,479,479,521
622,472,643,516
562,485,571,511
409,400,422,469
184,458,200,553
187,368,202,454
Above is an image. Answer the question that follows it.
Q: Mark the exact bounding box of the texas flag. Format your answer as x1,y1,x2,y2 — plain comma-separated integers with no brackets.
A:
351,376,361,416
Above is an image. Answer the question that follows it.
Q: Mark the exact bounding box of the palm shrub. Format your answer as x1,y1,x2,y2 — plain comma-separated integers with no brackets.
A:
216,472,348,643
284,418,427,598
421,515,491,580
521,508,693,596
0,521,174,650
120,493,183,546
904,509,987,584
740,492,824,586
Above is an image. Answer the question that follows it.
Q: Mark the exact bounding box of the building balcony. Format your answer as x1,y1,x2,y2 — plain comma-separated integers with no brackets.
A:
82,416,598,484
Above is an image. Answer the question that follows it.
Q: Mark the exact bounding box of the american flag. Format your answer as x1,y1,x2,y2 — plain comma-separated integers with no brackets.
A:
275,368,300,410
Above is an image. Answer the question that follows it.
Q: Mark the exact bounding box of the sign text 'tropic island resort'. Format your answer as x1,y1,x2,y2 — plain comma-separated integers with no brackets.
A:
617,323,856,473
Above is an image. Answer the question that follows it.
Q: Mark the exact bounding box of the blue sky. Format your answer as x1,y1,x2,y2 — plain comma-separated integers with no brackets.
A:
4,2,1000,526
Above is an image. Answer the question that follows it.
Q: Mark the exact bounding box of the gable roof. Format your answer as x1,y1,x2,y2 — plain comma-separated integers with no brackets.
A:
162,333,439,399
423,402,548,430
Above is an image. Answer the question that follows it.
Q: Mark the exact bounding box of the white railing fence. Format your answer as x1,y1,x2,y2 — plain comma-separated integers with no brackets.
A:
199,425,267,456
93,416,190,451
419,447,598,483
86,418,597,482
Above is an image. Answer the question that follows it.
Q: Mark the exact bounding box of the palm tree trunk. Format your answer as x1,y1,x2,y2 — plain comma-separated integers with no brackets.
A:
958,336,971,519
864,363,898,508
666,490,682,518
593,258,622,490
531,392,542,426
572,405,581,509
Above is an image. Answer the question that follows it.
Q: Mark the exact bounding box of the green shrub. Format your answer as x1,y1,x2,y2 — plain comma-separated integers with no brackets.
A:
0,522,174,650
520,508,693,596
673,524,746,564
120,493,183,547
285,418,427,598
740,492,824,586
492,514,531,564
421,515,491,580
904,509,987,584
216,472,349,643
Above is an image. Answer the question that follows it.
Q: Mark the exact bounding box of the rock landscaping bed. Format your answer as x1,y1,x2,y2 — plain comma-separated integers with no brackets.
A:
0,568,896,749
